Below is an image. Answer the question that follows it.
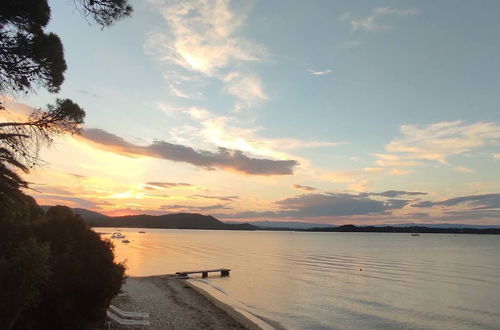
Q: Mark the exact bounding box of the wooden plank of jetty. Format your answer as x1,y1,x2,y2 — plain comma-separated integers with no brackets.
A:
176,268,231,278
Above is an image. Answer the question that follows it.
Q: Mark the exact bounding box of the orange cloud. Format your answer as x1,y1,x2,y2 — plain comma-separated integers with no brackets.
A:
79,128,298,175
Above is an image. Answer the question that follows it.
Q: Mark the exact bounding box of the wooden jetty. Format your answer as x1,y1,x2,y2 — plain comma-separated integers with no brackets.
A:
176,268,230,278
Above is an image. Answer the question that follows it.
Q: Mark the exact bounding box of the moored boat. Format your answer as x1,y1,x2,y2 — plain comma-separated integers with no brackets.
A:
111,232,126,239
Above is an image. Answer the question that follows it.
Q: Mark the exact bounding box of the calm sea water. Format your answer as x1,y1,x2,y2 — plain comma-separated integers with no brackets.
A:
100,228,500,329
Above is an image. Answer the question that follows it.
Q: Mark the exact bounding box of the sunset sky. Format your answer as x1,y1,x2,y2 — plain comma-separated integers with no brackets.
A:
5,0,500,225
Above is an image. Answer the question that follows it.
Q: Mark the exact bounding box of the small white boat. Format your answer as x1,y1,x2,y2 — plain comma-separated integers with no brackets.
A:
111,232,126,239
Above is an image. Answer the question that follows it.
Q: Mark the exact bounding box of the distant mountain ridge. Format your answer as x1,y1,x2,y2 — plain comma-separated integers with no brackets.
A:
305,224,500,234
376,223,500,229
225,220,336,229
89,213,258,230
40,206,500,233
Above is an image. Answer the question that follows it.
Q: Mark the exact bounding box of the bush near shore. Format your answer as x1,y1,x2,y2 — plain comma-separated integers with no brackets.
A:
0,195,125,330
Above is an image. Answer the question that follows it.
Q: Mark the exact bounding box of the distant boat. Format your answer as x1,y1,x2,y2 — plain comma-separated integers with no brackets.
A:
111,232,126,239
411,233,420,236
122,239,130,244
139,231,146,233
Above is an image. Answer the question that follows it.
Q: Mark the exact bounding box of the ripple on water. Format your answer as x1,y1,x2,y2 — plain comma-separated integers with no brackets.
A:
104,229,500,330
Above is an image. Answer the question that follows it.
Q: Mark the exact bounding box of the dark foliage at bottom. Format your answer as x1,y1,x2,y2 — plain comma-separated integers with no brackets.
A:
0,197,125,330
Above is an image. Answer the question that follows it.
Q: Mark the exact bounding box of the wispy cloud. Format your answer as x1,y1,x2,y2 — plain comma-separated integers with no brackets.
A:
149,0,265,75
145,182,193,189
145,0,268,109
171,105,341,163
160,203,231,211
275,193,401,216
341,7,419,32
168,83,195,99
308,69,332,76
222,192,411,219
220,190,496,223
292,184,316,192
413,194,500,210
194,194,238,201
387,168,414,176
321,166,401,186
373,153,420,167
434,209,500,222
223,71,268,110
453,166,475,174
183,106,211,120
80,128,298,175
374,121,500,171
361,190,427,198
407,192,500,223
68,173,87,180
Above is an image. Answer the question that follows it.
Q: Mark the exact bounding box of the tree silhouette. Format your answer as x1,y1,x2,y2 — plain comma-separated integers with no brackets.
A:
0,0,132,94
74,0,133,27
0,0,64,94
29,206,126,329
0,99,85,198
0,0,132,198
0,2,132,329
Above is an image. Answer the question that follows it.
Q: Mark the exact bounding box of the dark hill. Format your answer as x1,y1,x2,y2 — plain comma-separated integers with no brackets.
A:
305,224,500,234
85,212,258,230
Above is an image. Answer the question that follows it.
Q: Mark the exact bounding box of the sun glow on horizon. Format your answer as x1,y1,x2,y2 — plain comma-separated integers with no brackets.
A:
6,0,500,225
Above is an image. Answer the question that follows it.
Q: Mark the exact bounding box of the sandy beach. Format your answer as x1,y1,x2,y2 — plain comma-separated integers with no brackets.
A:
109,275,262,330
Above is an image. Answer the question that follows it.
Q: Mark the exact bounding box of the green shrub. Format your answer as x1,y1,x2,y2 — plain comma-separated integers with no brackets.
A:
0,194,50,329
0,236,50,330
28,206,126,329
0,202,126,330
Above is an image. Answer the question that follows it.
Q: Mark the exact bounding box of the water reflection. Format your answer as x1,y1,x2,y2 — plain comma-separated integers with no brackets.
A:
100,229,500,329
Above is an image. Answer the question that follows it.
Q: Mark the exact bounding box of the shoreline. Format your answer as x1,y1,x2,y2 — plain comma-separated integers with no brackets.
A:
110,274,275,329
186,279,283,330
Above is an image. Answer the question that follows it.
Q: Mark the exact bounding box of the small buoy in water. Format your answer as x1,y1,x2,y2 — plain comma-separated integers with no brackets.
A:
360,268,362,271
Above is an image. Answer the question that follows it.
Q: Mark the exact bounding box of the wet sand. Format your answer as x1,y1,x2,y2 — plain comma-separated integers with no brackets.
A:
110,275,262,330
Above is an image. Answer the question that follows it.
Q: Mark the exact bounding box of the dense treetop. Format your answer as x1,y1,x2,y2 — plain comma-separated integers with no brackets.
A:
0,0,132,94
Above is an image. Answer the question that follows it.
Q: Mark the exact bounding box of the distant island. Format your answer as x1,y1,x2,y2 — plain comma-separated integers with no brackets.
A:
304,224,500,235
68,210,259,230
51,207,500,235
